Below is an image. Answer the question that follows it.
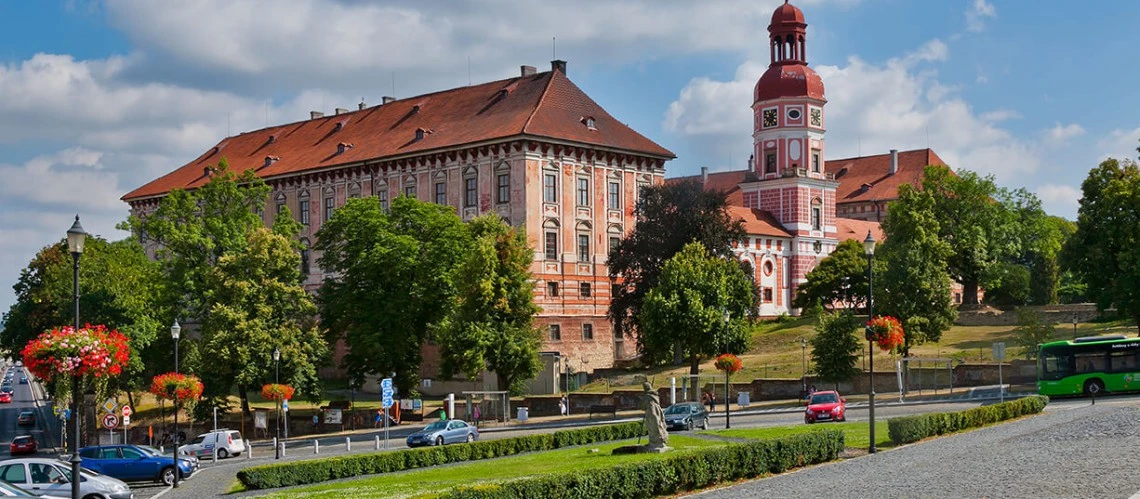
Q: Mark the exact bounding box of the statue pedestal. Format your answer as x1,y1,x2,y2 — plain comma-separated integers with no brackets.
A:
611,444,672,455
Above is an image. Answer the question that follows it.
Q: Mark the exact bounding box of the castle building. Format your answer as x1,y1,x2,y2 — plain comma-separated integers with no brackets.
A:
122,62,674,378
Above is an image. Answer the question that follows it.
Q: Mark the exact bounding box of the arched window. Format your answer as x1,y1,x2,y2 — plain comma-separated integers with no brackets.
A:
543,219,560,261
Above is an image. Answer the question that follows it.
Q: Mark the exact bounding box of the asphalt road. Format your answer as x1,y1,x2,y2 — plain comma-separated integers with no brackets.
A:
0,364,61,459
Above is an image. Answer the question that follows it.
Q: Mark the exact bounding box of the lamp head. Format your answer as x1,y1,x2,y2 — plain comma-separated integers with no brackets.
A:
863,230,876,256
66,215,88,255
170,320,181,340
273,347,281,361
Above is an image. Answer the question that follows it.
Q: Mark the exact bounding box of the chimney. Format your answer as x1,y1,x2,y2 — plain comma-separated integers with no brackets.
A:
359,99,367,110
520,65,537,77
551,60,567,74
335,107,349,115
310,111,324,119
382,96,396,105
889,149,899,175
701,166,709,185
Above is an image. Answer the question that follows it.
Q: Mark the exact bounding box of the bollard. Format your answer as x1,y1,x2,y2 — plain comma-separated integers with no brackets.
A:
212,448,217,463
346,437,351,452
280,441,286,458
374,435,380,450
247,446,252,459
314,440,319,454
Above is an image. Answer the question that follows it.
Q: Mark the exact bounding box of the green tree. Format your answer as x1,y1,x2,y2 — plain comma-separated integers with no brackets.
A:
1012,308,1057,360
317,196,469,394
1066,158,1140,332
981,262,1032,308
608,180,746,362
639,242,754,379
434,215,542,396
794,239,883,311
810,312,863,390
878,184,957,356
199,227,329,418
922,166,1019,305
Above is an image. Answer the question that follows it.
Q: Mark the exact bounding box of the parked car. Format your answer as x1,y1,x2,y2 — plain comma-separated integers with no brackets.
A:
80,444,197,485
16,411,35,426
138,445,199,469
405,420,479,447
0,458,131,499
9,436,37,456
0,392,13,403
662,402,710,431
804,390,847,424
178,429,245,459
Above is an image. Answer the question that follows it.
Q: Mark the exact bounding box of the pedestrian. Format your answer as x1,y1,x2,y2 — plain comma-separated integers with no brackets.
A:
702,391,710,411
474,405,481,422
374,410,382,428
709,391,716,413
559,396,568,416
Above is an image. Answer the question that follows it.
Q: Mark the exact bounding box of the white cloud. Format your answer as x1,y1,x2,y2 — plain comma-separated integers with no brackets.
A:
1046,123,1085,142
1098,128,1140,161
965,0,996,33
1037,184,1081,217
663,38,1042,183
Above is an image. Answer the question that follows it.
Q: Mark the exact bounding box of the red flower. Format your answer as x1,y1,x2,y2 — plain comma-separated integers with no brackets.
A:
261,384,295,401
714,353,743,374
150,373,204,403
21,325,131,382
866,316,905,352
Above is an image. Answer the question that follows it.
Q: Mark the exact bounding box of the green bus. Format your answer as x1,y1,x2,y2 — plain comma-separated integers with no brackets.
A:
1038,335,1140,396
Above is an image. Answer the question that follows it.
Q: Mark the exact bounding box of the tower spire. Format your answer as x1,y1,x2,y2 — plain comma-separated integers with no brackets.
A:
768,1,808,67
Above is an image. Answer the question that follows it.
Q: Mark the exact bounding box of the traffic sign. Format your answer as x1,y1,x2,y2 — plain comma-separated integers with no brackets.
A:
993,342,1006,361
102,398,117,414
382,396,393,409
380,378,393,390
121,405,132,417
102,414,118,429
53,406,61,416
282,400,289,412
123,415,131,426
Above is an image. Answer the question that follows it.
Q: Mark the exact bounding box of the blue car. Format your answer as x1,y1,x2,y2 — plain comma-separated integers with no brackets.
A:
405,419,479,447
79,444,197,485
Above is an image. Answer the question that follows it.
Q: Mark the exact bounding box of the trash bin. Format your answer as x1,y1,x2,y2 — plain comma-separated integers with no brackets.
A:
516,407,529,422
737,392,750,407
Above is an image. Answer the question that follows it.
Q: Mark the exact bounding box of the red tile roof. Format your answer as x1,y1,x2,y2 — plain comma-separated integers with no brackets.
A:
726,205,792,237
666,169,755,205
123,69,674,201
826,148,946,205
835,218,884,244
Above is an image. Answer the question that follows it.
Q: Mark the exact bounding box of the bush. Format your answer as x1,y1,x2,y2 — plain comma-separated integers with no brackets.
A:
887,395,1048,445
439,429,845,498
237,421,645,490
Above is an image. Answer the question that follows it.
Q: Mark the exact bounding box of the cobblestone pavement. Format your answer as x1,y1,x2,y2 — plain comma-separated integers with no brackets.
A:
693,401,1140,499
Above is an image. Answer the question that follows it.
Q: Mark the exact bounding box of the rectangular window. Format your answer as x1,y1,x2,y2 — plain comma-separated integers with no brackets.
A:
812,207,822,231
763,288,773,303
299,200,310,226
544,173,557,203
582,324,593,340
276,202,285,215
324,196,334,222
765,152,777,174
496,173,510,204
577,178,589,206
545,231,558,261
811,150,821,173
609,236,620,255
405,185,416,199
608,181,620,209
550,325,561,341
580,282,591,298
378,190,389,211
547,281,559,297
435,182,447,205
578,234,590,262
464,177,477,208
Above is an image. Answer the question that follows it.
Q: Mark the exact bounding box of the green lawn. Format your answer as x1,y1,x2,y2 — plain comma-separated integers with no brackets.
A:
707,420,893,451
252,435,729,498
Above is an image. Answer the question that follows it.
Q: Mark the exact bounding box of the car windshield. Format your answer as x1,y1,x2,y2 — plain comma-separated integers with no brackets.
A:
189,435,206,445
13,436,31,444
810,393,839,404
138,446,163,456
424,421,449,432
664,405,693,415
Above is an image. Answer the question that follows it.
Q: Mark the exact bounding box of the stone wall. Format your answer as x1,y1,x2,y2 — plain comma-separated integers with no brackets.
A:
955,303,1100,327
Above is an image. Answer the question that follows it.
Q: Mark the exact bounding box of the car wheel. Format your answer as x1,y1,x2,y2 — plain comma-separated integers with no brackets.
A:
161,466,176,486
218,448,229,459
466,433,474,443
701,419,708,430
435,436,445,446
686,420,693,431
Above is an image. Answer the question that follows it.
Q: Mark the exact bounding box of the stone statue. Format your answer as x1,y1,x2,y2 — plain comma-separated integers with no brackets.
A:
642,381,670,452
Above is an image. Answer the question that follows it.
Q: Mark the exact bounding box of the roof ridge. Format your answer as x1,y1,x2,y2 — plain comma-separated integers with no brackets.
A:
522,71,557,134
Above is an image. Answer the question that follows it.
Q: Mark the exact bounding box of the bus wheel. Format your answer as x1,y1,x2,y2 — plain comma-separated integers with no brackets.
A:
1084,379,1105,397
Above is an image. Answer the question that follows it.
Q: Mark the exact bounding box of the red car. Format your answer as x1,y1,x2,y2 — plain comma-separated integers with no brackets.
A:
804,390,847,424
10,435,36,455
0,392,11,403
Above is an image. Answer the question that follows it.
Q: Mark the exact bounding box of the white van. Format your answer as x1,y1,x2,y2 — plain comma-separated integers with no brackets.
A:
179,429,245,459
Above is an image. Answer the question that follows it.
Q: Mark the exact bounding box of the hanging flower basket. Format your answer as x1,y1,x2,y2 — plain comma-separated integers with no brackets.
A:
261,383,294,401
150,372,204,403
21,324,130,382
714,353,743,374
866,315,905,352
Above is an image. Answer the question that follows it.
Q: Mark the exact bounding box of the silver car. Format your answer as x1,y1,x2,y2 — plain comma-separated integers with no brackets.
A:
405,420,479,447
0,458,132,499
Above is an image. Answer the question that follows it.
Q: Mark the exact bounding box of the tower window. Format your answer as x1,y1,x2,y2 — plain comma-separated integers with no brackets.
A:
582,323,594,340
812,206,822,231
547,281,559,297
765,152,777,174
580,282,591,298
550,324,561,341
812,150,821,173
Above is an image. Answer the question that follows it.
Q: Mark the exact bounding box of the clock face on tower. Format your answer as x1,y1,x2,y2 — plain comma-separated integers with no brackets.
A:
762,108,778,128
810,108,822,127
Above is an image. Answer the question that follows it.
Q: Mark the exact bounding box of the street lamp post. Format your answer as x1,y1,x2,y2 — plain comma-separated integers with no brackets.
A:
273,347,281,460
1073,315,1078,340
863,230,877,454
170,320,181,488
723,310,732,429
66,216,86,499
801,338,808,396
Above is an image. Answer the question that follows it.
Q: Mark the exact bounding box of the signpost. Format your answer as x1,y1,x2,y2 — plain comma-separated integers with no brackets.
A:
381,378,394,449
993,342,1006,403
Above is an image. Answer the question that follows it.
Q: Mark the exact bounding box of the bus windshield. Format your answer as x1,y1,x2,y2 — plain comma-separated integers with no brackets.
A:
1038,347,1073,381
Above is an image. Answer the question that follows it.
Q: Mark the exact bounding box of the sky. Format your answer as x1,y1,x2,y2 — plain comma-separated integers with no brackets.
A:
0,0,1138,314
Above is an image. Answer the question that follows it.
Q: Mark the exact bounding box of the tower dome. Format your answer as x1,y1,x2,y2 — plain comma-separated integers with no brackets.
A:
753,0,825,104
771,0,805,26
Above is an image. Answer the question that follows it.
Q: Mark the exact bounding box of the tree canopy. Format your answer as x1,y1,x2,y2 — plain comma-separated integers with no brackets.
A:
639,242,754,375
793,239,883,312
810,312,863,389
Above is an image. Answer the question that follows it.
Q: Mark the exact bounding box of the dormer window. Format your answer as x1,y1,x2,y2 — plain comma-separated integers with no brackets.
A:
860,183,873,193
337,143,353,155
415,128,432,141
267,134,276,144
581,116,597,130
263,156,280,168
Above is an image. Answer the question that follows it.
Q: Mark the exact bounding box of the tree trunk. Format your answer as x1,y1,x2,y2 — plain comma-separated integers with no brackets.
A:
962,280,980,305
126,391,136,415
689,355,701,400
239,384,252,420
497,373,510,397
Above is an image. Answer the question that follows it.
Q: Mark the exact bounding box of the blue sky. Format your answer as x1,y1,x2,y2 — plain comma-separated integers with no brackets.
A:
0,0,1138,314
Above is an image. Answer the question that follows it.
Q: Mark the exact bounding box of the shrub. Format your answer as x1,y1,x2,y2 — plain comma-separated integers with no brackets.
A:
237,421,645,490
887,395,1048,445
440,429,845,498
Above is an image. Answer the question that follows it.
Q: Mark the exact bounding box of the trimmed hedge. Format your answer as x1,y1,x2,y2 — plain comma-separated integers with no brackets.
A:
439,429,845,498
887,395,1048,445
237,421,645,490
